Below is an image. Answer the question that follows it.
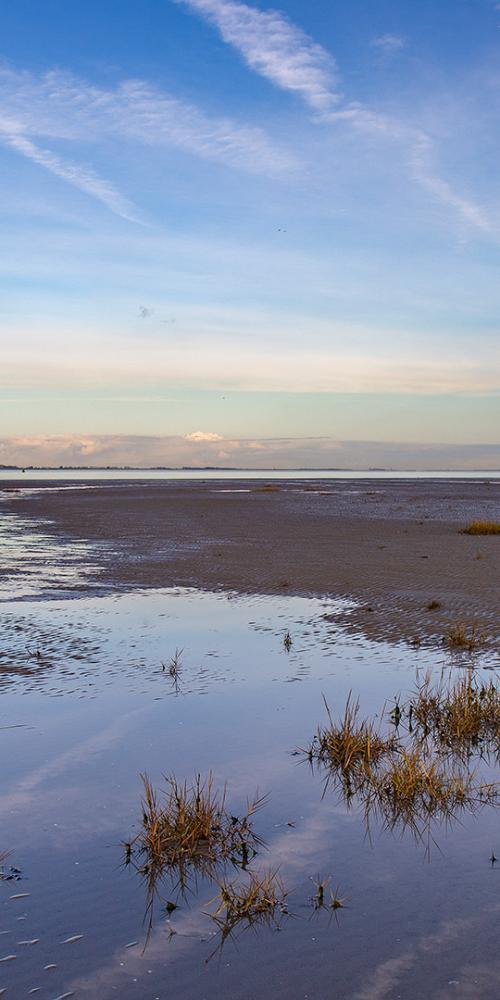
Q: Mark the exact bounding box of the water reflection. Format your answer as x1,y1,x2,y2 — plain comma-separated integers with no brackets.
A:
305,678,500,847
1,585,500,998
0,510,102,600
125,772,266,941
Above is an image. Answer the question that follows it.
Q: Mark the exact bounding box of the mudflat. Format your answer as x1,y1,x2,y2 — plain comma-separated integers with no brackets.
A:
2,476,499,650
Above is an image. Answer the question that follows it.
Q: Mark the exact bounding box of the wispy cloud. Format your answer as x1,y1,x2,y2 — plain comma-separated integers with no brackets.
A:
176,0,340,113
1,132,140,223
370,33,407,54
0,64,296,219
409,132,493,233
350,909,500,1000
339,111,496,236
176,0,495,236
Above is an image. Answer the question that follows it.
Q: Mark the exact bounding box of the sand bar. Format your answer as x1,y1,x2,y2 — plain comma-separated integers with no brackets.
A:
1,476,499,650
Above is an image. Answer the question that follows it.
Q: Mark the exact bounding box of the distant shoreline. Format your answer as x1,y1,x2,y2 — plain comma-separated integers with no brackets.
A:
1,465,500,473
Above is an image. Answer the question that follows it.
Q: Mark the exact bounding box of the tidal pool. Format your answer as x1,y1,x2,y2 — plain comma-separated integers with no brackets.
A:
1,585,499,1000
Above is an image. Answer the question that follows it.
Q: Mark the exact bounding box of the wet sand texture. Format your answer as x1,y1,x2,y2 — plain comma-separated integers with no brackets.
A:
1,477,499,649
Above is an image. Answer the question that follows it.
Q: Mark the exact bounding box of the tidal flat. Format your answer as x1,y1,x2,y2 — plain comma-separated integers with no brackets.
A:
1,479,500,999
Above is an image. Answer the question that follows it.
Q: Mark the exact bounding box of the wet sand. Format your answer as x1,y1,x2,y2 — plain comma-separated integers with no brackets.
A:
2,477,499,650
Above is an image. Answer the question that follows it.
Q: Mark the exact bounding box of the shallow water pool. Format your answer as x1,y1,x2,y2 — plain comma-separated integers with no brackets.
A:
1,586,499,1000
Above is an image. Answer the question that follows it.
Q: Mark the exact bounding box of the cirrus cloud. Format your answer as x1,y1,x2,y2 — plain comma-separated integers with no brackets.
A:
176,0,340,113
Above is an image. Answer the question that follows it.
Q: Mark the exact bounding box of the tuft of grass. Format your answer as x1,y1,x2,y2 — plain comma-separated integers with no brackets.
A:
410,671,500,757
207,869,288,951
462,521,500,536
442,623,486,652
310,875,346,914
125,773,267,934
305,694,398,780
161,648,184,692
283,630,293,652
162,648,183,678
363,745,498,839
307,687,500,843
426,600,442,611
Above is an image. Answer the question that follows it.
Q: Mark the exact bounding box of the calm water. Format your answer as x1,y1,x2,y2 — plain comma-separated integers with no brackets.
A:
1,469,500,482
1,507,500,999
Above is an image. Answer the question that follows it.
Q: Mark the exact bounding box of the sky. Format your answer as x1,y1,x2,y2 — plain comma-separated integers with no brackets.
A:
1,0,499,468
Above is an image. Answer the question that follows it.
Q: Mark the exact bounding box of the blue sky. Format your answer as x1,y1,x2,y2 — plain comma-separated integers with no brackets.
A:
0,0,499,467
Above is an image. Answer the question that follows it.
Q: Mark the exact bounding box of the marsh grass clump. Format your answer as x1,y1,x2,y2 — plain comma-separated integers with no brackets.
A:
207,869,288,950
442,623,486,652
283,630,293,652
410,671,500,756
306,686,500,843
462,521,500,536
305,695,398,781
363,745,498,839
426,600,442,611
126,773,266,902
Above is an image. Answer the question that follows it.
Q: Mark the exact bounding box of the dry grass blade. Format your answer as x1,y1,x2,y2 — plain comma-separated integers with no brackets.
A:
125,773,268,937
307,687,500,845
362,745,498,840
304,693,398,779
206,869,288,955
310,875,346,914
162,648,184,692
442,623,486,652
410,671,500,757
462,521,500,535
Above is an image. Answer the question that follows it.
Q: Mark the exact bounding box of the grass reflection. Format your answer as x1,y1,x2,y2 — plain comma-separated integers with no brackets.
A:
304,673,500,845
124,772,267,939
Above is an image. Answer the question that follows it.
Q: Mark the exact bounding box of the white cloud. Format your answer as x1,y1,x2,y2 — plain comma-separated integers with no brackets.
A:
176,0,339,113
184,430,224,441
338,112,496,235
370,33,407,54
1,435,499,470
409,133,492,233
1,132,141,223
0,65,296,219
176,1,494,237
0,66,295,173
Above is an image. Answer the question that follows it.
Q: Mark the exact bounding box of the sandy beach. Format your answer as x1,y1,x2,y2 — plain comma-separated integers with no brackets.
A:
2,476,499,650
